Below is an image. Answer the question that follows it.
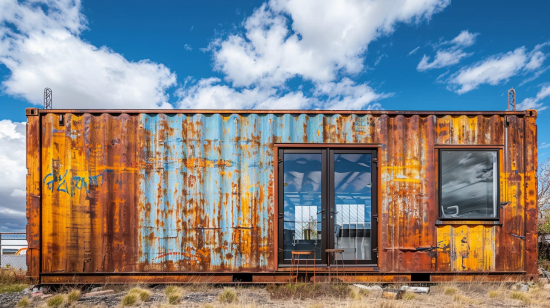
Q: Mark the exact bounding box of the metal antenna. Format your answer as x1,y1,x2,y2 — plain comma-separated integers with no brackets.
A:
44,88,52,109
508,88,516,111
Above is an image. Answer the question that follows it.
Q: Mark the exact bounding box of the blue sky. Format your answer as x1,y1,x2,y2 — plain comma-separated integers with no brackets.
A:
0,0,549,231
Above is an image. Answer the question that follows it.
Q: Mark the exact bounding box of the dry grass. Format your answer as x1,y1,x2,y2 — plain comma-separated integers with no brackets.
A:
401,291,416,300
17,296,31,307
165,285,185,305
267,283,352,300
349,287,370,300
47,295,66,307
488,290,499,298
67,289,81,302
443,287,457,295
218,288,239,303
121,293,138,306
3,279,547,308
0,268,28,294
511,291,531,304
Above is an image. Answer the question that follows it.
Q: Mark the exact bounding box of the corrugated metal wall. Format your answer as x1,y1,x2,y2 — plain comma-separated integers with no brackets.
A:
27,110,538,280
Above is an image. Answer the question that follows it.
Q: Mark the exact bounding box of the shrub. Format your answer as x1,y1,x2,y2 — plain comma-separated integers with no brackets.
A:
121,294,138,306
165,285,178,296
67,289,81,302
218,288,238,303
168,293,181,305
139,289,151,302
488,290,499,298
17,297,31,307
47,295,65,307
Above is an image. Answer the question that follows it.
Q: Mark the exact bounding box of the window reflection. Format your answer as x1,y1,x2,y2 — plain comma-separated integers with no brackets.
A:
334,154,372,261
283,154,322,260
440,150,498,218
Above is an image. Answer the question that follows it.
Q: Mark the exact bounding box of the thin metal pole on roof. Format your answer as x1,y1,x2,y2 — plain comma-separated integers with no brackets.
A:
44,88,52,109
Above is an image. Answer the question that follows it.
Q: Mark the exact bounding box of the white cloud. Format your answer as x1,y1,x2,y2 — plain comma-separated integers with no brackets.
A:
408,46,420,56
449,30,478,47
446,46,547,94
0,120,27,232
516,84,550,111
0,0,177,109
184,44,193,51
212,0,451,88
313,78,389,110
177,77,388,110
417,49,470,71
417,30,477,71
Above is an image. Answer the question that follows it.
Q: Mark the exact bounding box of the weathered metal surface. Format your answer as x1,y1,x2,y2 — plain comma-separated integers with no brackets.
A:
26,109,538,283
25,113,40,280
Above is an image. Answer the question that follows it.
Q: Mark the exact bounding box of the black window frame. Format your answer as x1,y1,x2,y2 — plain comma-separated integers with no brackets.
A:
438,148,500,221
277,146,378,266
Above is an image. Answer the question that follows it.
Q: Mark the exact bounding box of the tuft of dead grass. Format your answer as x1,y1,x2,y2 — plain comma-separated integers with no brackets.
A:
511,291,531,304
267,283,351,300
139,289,152,302
67,289,81,303
443,287,457,295
349,287,369,300
218,288,238,303
121,293,138,306
488,290,499,298
401,291,416,300
47,295,66,307
17,296,31,307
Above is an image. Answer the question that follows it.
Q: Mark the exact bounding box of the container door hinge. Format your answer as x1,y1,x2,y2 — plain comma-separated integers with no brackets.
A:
278,157,283,163
278,248,283,254
372,157,378,164
372,247,378,258
372,214,378,222
278,213,284,219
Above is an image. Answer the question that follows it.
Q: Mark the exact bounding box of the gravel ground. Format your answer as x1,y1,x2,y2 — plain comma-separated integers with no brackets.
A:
0,291,25,308
0,282,548,308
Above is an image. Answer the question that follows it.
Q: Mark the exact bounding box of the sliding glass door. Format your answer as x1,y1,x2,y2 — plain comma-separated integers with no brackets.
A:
278,147,378,266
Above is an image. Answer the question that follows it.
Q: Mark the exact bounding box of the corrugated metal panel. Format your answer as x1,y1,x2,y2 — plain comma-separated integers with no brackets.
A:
27,109,538,281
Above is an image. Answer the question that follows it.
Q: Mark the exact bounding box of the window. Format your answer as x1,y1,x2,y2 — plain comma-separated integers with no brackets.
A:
277,147,378,265
439,149,499,219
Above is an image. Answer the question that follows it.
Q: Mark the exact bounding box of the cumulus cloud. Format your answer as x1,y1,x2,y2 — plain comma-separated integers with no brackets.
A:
212,0,451,89
177,77,387,110
0,120,27,232
516,84,550,111
0,0,176,109
417,30,477,71
449,30,478,47
446,45,548,94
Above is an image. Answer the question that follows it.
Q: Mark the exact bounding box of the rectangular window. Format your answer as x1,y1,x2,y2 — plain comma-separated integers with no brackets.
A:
439,149,499,219
278,147,378,265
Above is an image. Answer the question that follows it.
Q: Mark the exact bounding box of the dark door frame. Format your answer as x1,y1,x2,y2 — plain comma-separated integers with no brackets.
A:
274,144,381,267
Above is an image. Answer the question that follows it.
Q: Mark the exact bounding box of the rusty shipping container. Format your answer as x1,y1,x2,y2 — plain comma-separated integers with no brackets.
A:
25,108,538,284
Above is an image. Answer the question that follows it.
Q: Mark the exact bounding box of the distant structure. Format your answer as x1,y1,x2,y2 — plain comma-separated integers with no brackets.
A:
508,88,516,111
44,88,52,109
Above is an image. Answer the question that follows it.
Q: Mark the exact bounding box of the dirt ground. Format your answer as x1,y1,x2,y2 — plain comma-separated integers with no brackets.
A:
1,281,550,308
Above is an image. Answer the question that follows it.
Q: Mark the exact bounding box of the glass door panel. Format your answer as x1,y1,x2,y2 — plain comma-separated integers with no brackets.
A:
281,151,325,262
330,151,376,264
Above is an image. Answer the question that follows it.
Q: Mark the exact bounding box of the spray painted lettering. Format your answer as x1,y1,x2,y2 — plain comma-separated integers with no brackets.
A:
43,170,111,196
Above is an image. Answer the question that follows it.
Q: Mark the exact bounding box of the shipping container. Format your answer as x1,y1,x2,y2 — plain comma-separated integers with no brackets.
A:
25,108,538,284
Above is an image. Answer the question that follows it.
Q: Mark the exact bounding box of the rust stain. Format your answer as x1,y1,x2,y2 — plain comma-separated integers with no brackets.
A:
26,109,538,283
